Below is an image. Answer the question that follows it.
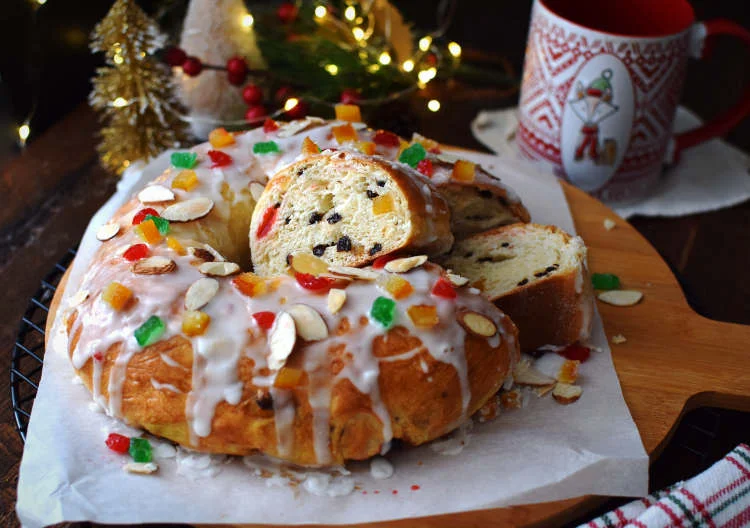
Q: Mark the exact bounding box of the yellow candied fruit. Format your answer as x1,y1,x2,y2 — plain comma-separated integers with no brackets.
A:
233,272,268,298
134,219,162,245
301,136,321,156
355,141,376,155
332,123,358,144
291,253,328,276
335,104,362,123
274,367,305,388
397,139,410,157
208,127,236,148
452,160,476,183
381,275,414,300
372,193,395,215
557,359,580,384
182,310,211,336
102,281,133,311
413,133,440,151
407,304,439,328
166,236,186,256
171,170,199,191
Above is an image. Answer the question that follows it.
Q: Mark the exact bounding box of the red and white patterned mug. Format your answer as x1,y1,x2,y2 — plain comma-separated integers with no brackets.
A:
517,0,750,202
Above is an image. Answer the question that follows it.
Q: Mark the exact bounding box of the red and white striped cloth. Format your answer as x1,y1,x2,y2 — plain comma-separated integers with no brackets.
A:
581,444,750,528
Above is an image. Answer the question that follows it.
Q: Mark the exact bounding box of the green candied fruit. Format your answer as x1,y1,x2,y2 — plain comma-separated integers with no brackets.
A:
134,315,166,347
129,437,152,463
370,296,396,328
253,141,281,154
171,151,198,169
398,143,426,168
145,215,169,235
591,273,621,290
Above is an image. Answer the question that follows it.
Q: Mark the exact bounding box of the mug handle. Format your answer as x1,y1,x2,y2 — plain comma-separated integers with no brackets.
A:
668,19,750,163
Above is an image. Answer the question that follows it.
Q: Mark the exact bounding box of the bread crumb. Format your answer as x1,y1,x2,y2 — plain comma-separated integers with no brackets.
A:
611,334,627,344
603,218,616,231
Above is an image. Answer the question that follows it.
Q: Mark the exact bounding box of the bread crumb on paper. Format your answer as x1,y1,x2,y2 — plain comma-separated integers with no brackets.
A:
603,218,616,231
611,334,627,344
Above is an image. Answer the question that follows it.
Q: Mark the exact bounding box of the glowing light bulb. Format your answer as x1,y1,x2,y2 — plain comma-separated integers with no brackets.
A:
18,123,30,144
417,67,437,84
378,52,392,66
113,97,128,108
402,59,414,72
36,0,47,5
314,5,327,18
325,64,339,75
241,13,254,28
427,99,441,112
113,54,124,65
352,27,365,41
344,6,356,21
448,42,462,58
284,98,299,111
419,36,432,52
367,64,381,73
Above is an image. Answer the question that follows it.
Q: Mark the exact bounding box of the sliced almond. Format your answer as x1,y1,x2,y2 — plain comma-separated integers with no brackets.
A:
69,289,90,307
458,311,498,338
612,334,627,344
276,117,326,138
185,277,220,311
268,311,296,370
287,304,328,341
446,272,470,287
513,359,556,387
603,218,616,231
327,265,378,281
198,261,240,277
188,244,224,262
327,288,347,314
534,384,556,397
250,182,266,201
132,256,176,275
598,290,643,306
384,255,428,273
161,197,214,222
552,383,583,404
123,461,158,474
138,185,174,204
556,359,579,384
96,222,120,241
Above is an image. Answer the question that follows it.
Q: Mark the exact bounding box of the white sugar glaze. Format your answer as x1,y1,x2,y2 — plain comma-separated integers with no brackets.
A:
67,118,518,465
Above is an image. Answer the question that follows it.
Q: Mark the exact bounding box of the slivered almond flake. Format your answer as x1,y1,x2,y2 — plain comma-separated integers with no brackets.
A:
250,182,266,201
384,255,428,273
446,272,470,287
161,197,214,222
327,265,378,281
287,304,328,341
513,360,556,387
276,117,326,138
185,277,219,311
96,223,120,241
268,311,296,370
138,185,174,204
557,359,579,384
598,290,643,306
123,462,158,474
612,334,627,344
552,383,583,404
458,311,497,337
69,289,90,307
198,261,240,277
188,247,215,262
534,384,555,397
327,288,347,314
132,256,176,275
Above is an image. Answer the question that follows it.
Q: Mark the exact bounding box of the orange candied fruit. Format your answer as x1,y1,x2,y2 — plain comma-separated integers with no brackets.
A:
332,123,358,144
355,141,376,155
134,218,162,245
166,236,186,256
182,310,211,336
557,359,580,384
102,281,133,311
372,193,394,215
407,304,439,328
301,136,321,155
171,170,199,191
381,275,414,300
274,367,305,389
452,160,476,183
208,127,236,148
397,139,410,157
233,272,268,297
335,104,362,123
413,133,440,151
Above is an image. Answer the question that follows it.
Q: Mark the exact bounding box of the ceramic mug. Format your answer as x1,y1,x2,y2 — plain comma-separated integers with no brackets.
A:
517,0,750,202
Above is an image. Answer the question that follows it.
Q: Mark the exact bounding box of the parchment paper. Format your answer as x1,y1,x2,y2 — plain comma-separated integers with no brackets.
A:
16,150,648,526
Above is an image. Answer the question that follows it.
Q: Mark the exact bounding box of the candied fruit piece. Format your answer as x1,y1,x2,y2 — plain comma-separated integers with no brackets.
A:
407,304,439,328
166,236,186,255
102,282,132,311
263,118,279,133
274,367,305,389
372,193,394,215
398,143,426,168
558,343,591,362
592,273,620,290
208,149,233,167
431,277,457,299
134,219,162,245
335,104,362,122
371,296,396,328
132,208,159,225
372,254,397,269
233,272,268,297
452,160,476,182
380,275,414,300
373,130,400,148
171,170,198,191
171,151,198,169
105,433,130,454
129,437,152,463
255,205,278,239
332,123,358,144
413,134,440,151
301,136,321,155
252,311,276,331
208,127,236,148
355,141,376,155
295,272,342,294
144,214,169,235
123,243,149,261
134,315,166,347
253,141,280,154
416,158,434,177
557,359,580,384
182,310,211,336
291,253,328,276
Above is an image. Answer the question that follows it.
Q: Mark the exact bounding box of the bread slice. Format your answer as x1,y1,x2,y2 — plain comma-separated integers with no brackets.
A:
250,150,454,276
438,223,593,350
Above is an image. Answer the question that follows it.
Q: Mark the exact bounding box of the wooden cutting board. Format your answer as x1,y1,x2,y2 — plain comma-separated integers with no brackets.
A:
215,181,750,528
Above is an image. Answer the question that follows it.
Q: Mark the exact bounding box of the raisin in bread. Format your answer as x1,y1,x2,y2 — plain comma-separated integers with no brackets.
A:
250,150,454,276
438,223,593,350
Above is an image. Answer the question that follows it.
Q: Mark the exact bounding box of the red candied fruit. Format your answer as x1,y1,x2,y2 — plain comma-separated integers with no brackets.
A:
123,244,150,262
373,130,401,148
416,159,434,177
428,146,441,154
105,432,130,454
431,277,457,299
93,352,104,361
295,272,338,293
263,118,279,133
208,149,233,168
372,254,398,269
558,343,591,362
132,208,159,225
252,311,276,331
256,205,278,240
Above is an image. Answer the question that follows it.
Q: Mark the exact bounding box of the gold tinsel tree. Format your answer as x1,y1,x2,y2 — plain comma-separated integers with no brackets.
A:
90,0,190,174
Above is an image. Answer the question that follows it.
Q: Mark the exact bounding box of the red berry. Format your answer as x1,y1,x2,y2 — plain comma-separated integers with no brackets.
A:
207,150,233,168
372,254,398,269
274,85,294,103
182,56,203,76
226,56,247,76
277,2,298,23
123,244,150,262
132,208,159,225
252,311,276,331
373,130,401,148
416,158,434,177
263,118,279,133
164,47,187,67
431,277,457,299
245,104,267,122
340,88,361,104
242,84,263,105
105,433,130,454
285,99,308,119
294,272,338,293
228,70,246,86
558,343,591,362
256,205,278,240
